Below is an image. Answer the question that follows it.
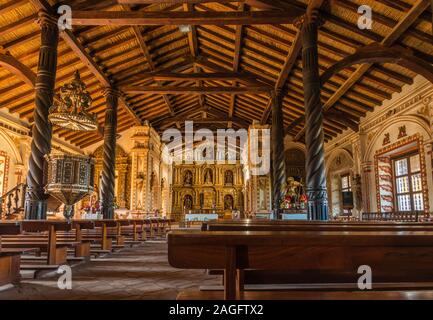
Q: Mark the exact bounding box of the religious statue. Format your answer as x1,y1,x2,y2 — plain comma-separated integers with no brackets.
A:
204,169,213,183
225,170,233,185
184,195,193,210
224,195,234,210
184,170,193,185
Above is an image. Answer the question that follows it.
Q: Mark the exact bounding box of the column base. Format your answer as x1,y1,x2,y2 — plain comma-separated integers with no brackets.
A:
272,208,283,220
24,198,48,220
101,204,114,219
307,189,329,221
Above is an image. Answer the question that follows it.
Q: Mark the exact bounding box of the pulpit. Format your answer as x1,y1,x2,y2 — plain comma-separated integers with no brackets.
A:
45,154,95,220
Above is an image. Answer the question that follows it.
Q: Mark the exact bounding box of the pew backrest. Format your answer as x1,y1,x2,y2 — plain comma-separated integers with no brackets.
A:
168,230,433,299
0,222,22,235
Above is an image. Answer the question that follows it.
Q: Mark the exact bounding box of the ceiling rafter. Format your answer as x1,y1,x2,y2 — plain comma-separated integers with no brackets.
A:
291,0,430,141
261,0,324,125
228,3,246,127
29,0,143,133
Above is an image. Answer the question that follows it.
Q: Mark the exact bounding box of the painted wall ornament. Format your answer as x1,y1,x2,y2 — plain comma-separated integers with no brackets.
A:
382,133,390,146
398,125,407,139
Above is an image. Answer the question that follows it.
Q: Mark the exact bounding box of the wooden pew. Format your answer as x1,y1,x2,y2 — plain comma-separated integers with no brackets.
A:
70,220,94,258
0,222,31,287
203,220,433,285
1,220,77,266
91,220,119,251
128,219,146,241
203,219,433,232
168,230,433,300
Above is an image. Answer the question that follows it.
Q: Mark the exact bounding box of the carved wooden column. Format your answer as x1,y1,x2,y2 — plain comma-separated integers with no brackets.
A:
24,11,59,220
100,88,119,219
302,12,329,220
271,89,287,219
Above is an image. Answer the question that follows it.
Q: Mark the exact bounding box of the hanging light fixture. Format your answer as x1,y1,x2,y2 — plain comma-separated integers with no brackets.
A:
49,70,98,132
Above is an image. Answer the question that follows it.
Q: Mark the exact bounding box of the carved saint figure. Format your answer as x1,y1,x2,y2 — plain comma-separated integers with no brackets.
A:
224,194,234,210
204,168,213,183
184,195,193,210
184,170,193,185
225,170,233,185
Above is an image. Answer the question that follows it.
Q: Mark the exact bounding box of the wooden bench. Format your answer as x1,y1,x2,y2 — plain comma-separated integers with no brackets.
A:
168,229,433,300
203,219,433,232
203,220,433,286
177,289,433,300
0,222,38,287
1,220,76,265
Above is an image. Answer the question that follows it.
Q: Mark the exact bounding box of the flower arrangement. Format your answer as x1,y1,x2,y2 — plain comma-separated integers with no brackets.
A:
83,200,101,214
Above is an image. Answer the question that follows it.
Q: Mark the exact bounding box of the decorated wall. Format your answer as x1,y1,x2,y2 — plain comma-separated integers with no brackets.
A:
324,75,433,217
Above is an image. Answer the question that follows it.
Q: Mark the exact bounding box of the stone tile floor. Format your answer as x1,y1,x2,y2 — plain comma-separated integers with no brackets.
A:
0,241,220,300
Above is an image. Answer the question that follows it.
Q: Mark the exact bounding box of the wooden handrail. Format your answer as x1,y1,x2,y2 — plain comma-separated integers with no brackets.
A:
0,183,26,219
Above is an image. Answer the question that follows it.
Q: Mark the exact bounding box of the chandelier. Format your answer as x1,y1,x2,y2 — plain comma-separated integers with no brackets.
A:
49,71,98,132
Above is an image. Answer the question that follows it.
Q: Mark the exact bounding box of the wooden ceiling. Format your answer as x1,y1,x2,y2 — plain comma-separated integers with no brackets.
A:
0,0,432,149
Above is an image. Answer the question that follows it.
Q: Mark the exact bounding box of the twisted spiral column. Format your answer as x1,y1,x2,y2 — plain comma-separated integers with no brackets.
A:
302,16,329,220
271,89,287,219
100,88,119,219
24,11,59,220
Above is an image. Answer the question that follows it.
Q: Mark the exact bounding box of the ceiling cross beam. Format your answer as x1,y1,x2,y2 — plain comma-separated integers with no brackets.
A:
292,0,430,141
122,4,177,119
29,0,143,132
229,3,246,125
68,10,305,26
121,85,272,94
261,0,324,124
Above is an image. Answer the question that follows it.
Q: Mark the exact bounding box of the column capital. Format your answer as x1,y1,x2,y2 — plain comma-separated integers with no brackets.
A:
103,87,122,98
37,9,58,28
295,9,325,30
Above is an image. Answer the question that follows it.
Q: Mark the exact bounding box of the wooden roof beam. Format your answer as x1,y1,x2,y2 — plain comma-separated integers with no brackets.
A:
122,85,272,95
261,0,324,124
0,0,27,15
69,10,305,26
29,0,143,128
229,3,246,123
118,0,243,4
123,2,177,118
292,0,429,141
0,51,36,87
138,72,258,82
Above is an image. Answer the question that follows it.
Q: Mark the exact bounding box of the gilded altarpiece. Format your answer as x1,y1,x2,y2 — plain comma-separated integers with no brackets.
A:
171,163,244,215
93,144,130,209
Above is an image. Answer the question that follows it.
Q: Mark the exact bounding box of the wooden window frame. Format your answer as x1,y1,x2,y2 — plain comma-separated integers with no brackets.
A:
391,151,422,212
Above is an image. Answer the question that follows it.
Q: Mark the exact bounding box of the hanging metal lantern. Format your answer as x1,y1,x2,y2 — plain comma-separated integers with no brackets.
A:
49,70,98,131
45,154,95,220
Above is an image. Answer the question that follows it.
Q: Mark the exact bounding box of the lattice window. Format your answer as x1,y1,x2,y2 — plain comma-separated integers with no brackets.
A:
394,154,423,212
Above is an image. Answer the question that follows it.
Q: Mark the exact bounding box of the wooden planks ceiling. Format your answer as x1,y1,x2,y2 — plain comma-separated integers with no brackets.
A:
0,0,431,149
